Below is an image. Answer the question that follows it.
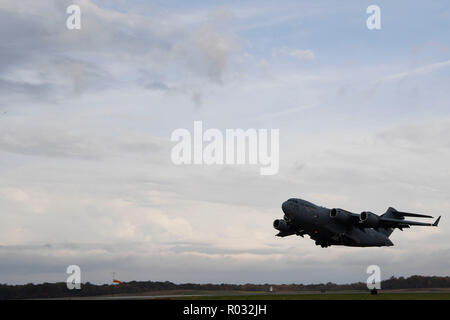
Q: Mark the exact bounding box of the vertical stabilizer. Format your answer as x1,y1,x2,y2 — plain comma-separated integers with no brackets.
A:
379,207,401,237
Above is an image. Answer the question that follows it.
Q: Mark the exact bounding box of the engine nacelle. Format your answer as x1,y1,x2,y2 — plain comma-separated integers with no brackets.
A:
329,208,353,223
273,219,290,231
359,211,380,227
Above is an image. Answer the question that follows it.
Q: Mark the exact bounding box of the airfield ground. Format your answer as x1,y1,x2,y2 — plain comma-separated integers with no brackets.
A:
76,289,450,300
174,292,450,300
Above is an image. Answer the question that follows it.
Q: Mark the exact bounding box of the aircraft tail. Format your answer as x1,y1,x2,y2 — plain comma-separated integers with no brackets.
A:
379,207,401,237
379,207,439,237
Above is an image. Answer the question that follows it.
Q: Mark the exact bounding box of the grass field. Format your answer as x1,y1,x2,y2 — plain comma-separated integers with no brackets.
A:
174,292,450,300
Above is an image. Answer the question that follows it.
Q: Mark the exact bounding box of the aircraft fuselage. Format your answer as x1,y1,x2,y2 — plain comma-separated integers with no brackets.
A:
276,198,394,248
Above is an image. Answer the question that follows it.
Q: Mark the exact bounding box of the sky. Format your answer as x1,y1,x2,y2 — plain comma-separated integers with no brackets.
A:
0,0,449,285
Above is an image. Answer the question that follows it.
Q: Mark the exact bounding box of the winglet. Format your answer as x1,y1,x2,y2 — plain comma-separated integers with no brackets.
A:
433,216,441,227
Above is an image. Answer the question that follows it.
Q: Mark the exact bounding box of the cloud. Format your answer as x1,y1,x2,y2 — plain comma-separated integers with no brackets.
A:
171,9,240,83
0,124,166,159
273,47,316,60
257,104,317,119
376,119,450,153
0,1,240,105
383,59,450,80
1,0,450,286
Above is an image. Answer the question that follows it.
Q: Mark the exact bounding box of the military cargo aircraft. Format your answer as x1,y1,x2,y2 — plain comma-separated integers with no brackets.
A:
274,198,441,248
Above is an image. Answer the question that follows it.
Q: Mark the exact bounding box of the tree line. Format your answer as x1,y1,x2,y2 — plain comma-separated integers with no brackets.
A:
1,275,449,299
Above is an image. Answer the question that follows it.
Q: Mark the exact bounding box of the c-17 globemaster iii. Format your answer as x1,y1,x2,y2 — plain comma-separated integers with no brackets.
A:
274,198,441,248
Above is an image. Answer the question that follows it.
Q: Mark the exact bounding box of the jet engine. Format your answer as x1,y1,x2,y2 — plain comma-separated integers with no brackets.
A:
359,211,380,227
329,208,353,223
273,219,290,231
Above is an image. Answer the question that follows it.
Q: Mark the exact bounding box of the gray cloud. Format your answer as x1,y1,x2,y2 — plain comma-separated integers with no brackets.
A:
0,124,166,159
1,240,449,284
0,0,240,107
376,120,450,153
1,0,449,286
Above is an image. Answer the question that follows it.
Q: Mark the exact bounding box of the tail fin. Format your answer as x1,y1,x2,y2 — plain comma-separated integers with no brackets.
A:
382,207,402,219
378,207,401,237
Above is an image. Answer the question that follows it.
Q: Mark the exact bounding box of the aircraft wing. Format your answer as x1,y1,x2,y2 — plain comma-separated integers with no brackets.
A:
394,211,433,218
379,216,441,228
330,207,441,230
